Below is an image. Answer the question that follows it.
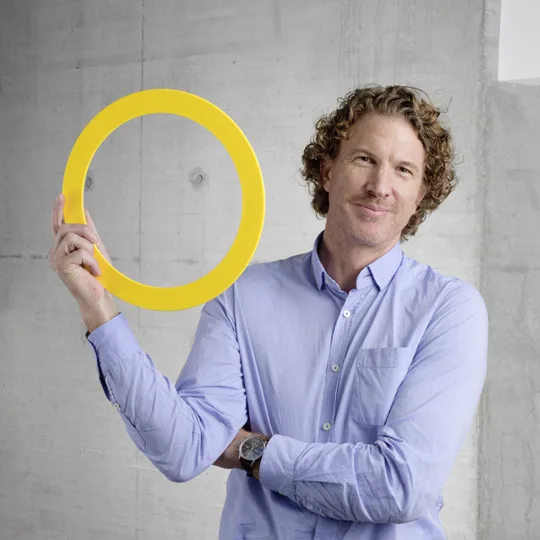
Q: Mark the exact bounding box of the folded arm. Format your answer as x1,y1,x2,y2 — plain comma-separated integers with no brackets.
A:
87,290,247,482
257,281,488,524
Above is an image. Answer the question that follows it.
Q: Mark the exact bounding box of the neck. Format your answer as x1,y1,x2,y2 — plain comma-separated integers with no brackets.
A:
318,226,397,292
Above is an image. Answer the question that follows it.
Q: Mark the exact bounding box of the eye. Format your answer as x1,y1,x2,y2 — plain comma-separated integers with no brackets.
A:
398,166,412,175
355,156,372,163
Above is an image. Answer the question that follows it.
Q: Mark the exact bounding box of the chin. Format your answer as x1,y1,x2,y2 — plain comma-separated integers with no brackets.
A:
350,224,395,248
352,234,384,248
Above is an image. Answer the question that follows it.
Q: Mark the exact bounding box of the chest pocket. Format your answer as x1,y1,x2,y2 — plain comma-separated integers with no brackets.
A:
351,347,414,426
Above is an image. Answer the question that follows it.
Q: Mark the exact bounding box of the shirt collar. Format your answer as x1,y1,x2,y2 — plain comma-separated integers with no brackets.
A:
310,231,403,292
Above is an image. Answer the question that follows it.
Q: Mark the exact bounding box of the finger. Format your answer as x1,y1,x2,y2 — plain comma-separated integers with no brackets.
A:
85,209,98,237
58,231,95,257
64,248,101,277
54,223,97,251
85,209,111,262
85,210,105,248
52,194,65,239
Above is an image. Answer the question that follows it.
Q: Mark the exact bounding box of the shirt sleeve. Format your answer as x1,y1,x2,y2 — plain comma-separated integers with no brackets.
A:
86,289,247,483
258,280,489,524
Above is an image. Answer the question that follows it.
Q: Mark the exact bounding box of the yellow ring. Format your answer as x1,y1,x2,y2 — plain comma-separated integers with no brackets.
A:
62,89,265,311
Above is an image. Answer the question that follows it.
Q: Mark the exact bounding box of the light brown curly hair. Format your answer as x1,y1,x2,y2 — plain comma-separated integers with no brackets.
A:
301,85,458,241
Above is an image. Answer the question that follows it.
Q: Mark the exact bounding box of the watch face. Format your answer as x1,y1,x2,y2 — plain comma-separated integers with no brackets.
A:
239,437,265,461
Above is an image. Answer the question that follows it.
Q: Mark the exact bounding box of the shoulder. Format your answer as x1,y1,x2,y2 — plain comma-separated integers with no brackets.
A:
234,252,311,289
398,255,488,324
209,251,312,324
212,251,311,311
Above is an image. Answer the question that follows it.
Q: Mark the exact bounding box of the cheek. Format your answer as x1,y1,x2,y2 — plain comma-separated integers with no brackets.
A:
400,183,424,209
326,173,348,200
395,193,421,219
405,199,421,220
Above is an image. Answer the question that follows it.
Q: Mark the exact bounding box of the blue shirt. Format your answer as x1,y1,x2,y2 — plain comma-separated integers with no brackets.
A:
87,234,488,539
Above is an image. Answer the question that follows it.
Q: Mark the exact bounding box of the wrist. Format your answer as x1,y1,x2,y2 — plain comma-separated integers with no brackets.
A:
253,435,271,480
239,433,271,479
80,299,118,333
252,457,262,480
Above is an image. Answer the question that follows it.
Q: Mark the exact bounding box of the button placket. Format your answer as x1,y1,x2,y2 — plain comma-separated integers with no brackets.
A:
319,300,353,443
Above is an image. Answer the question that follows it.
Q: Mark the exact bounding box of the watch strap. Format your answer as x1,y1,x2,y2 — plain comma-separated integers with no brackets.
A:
239,456,258,477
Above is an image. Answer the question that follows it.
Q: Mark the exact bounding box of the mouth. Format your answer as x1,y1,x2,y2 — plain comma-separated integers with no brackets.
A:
354,203,390,217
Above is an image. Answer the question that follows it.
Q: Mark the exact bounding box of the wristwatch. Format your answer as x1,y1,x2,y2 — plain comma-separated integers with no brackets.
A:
238,435,267,477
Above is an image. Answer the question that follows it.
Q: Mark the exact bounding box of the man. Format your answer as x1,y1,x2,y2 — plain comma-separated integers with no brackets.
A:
50,85,488,539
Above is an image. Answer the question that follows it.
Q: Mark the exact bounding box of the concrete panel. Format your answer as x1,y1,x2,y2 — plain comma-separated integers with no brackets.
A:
0,0,142,258
480,265,540,539
0,446,138,540
0,259,141,540
138,112,240,275
478,3,540,531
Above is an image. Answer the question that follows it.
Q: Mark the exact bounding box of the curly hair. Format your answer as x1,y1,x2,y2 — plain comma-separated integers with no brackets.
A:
301,85,458,241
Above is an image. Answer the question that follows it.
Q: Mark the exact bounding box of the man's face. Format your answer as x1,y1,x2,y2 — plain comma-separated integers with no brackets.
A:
322,113,426,249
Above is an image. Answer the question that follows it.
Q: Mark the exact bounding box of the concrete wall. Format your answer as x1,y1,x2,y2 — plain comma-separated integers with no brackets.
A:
478,1,540,538
0,1,489,539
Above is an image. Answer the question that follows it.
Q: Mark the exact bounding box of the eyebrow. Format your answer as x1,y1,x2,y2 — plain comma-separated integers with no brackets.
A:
350,148,421,173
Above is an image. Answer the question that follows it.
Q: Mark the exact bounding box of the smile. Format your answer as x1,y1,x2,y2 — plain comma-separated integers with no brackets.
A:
356,204,389,217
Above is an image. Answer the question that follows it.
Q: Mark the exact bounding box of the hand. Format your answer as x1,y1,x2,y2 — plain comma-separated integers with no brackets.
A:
49,193,118,330
214,428,251,470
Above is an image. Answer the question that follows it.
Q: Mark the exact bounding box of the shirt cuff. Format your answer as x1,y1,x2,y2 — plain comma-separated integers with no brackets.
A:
86,312,141,373
258,434,309,499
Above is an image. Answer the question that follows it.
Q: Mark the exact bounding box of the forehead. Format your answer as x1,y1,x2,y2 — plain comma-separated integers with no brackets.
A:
341,113,425,162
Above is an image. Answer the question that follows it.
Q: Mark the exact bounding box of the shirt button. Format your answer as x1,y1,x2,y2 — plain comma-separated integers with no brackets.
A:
323,422,332,431
343,310,351,318
331,364,340,372
113,403,120,409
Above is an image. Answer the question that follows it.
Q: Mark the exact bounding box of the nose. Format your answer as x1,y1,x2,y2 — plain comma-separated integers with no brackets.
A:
365,165,392,199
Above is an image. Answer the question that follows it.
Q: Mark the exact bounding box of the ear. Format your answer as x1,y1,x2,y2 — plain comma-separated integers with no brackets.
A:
320,158,333,192
415,183,426,208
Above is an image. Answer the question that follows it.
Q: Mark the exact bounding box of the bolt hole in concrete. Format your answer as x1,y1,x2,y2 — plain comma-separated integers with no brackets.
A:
84,113,241,290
